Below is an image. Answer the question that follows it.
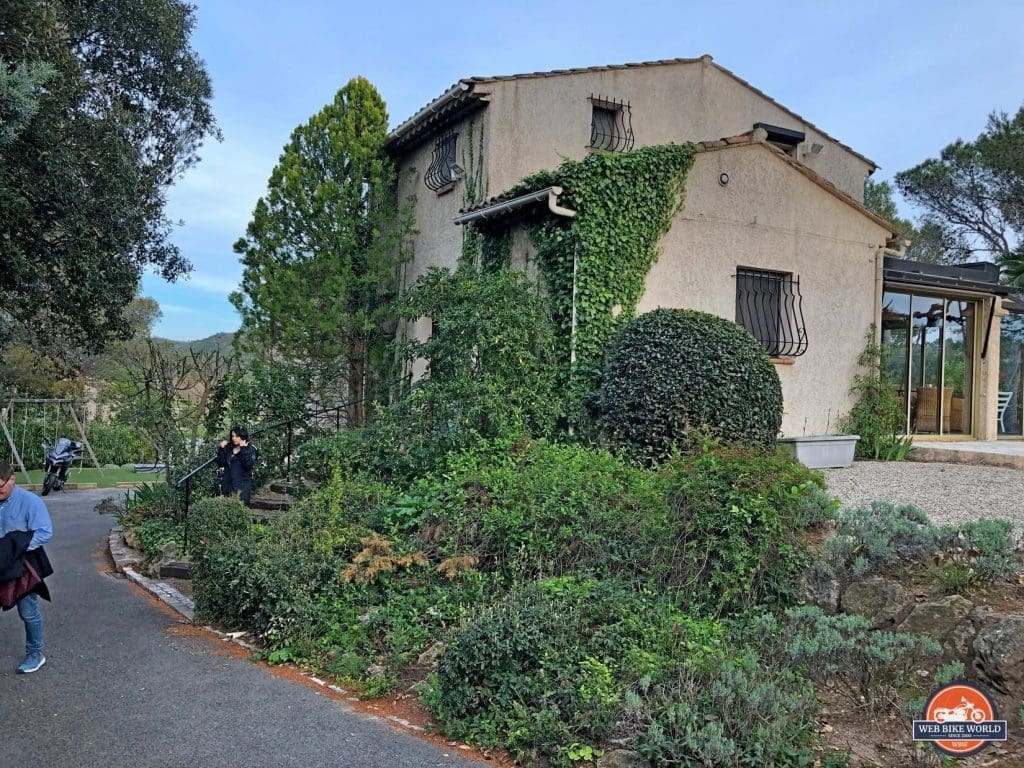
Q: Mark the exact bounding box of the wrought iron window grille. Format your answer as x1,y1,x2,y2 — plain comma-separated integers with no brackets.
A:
735,268,808,357
588,94,634,153
424,130,459,192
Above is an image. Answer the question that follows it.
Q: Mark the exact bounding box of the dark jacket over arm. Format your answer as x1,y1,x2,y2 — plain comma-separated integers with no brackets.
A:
0,530,52,605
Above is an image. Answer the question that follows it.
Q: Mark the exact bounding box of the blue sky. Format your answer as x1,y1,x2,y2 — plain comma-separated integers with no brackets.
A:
146,0,1024,340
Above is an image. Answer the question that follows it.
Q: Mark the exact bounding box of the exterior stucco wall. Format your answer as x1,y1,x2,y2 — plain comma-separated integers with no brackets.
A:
395,110,491,291
637,143,891,436
394,110,491,366
483,58,871,202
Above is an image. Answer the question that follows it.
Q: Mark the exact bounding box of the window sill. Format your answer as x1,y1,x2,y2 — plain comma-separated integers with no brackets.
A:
770,357,795,365
434,181,457,196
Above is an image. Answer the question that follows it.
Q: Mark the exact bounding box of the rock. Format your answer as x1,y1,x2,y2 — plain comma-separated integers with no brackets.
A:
597,750,648,768
840,576,912,628
94,496,121,515
800,563,841,614
146,540,180,579
973,614,1024,697
896,595,974,660
366,663,386,677
417,642,445,668
123,527,140,550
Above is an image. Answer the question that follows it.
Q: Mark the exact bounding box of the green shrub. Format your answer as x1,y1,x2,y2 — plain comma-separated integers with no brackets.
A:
637,652,818,768
293,429,371,482
595,308,783,463
184,496,250,554
132,515,184,562
118,482,181,527
662,446,832,614
409,440,830,613
414,439,671,581
85,421,153,465
825,503,1021,586
938,518,1019,583
839,328,912,461
824,502,940,578
290,472,391,558
427,579,691,766
191,529,338,643
375,266,561,481
0,414,143,469
775,606,942,710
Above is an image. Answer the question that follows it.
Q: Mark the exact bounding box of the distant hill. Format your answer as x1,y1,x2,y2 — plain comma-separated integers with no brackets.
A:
163,332,237,356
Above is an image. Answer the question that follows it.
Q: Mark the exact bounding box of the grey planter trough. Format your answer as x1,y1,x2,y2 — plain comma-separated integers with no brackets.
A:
777,434,859,469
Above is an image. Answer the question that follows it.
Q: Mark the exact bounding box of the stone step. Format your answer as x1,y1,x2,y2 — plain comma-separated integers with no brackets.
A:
268,478,303,496
248,508,286,524
159,560,191,579
249,491,293,512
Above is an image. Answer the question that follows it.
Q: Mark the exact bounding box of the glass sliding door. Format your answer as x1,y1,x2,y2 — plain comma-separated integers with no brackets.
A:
880,289,979,436
999,312,1024,436
911,295,944,434
944,301,973,435
881,293,912,433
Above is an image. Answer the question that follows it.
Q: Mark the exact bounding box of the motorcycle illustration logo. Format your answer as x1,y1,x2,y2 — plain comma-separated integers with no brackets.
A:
913,682,1007,757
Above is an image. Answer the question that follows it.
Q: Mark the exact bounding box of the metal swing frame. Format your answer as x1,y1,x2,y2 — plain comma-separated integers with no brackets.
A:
0,398,103,485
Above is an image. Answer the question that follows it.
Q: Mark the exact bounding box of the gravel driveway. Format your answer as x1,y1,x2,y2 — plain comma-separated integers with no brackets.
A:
823,460,1024,534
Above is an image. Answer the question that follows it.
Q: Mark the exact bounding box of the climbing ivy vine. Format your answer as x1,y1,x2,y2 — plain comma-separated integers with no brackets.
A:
459,118,488,267
479,143,697,425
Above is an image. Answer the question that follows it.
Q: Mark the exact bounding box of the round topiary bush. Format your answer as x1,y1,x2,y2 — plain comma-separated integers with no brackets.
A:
184,495,250,554
595,308,783,462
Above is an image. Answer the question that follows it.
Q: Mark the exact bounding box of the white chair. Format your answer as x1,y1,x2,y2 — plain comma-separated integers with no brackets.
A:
997,390,1014,433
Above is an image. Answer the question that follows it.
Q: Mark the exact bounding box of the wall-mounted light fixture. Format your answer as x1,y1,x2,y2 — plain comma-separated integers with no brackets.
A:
808,143,824,155
719,172,730,186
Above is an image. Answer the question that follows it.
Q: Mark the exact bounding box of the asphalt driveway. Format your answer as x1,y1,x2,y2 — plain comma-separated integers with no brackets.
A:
0,488,487,768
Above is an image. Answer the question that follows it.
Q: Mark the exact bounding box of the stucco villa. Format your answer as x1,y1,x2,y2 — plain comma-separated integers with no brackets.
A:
385,55,1024,441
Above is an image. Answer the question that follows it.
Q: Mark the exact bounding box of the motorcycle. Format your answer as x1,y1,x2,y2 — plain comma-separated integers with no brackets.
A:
41,437,84,496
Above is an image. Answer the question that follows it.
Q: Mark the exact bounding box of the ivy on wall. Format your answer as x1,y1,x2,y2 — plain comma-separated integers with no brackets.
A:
459,119,487,267
473,143,697,425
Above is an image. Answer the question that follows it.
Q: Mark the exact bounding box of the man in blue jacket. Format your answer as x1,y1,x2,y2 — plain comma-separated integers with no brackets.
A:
0,462,53,673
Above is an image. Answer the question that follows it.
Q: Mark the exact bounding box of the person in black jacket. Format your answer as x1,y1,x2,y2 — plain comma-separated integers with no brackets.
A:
215,425,258,506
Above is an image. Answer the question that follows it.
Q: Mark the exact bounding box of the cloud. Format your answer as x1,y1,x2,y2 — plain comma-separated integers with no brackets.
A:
183,271,241,296
160,303,200,315
166,134,273,232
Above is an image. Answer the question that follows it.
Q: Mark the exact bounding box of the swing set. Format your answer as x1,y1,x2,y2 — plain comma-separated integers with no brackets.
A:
0,398,102,485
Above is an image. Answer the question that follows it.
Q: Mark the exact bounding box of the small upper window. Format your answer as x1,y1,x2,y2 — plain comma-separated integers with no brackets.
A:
589,95,634,152
735,267,808,357
424,130,458,193
752,122,805,157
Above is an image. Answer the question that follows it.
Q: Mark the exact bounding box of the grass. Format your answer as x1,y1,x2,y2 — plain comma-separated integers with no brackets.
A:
14,466,163,488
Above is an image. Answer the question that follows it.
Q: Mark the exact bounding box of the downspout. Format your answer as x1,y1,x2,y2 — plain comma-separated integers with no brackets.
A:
570,243,579,371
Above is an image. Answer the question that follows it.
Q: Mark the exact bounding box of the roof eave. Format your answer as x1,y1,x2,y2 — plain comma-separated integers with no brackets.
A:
386,81,486,153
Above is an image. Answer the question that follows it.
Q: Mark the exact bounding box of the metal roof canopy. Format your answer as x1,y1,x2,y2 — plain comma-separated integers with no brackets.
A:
883,256,1010,297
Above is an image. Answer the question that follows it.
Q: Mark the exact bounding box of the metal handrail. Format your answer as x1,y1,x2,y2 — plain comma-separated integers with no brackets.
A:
173,398,367,488
175,455,219,487
174,398,369,548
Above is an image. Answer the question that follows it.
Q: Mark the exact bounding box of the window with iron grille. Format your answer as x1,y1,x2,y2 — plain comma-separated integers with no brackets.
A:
588,95,634,152
424,130,458,192
735,268,808,357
